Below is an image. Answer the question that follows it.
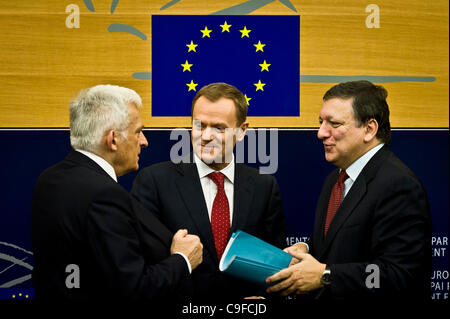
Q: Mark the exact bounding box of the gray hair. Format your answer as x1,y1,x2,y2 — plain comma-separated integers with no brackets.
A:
70,84,142,152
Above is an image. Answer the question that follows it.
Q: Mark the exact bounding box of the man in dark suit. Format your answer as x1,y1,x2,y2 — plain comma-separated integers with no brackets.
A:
266,81,431,300
31,84,203,302
131,82,286,300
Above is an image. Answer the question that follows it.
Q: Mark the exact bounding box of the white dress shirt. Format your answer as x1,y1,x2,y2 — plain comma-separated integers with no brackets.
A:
342,143,385,199
75,149,117,182
194,153,235,225
74,149,192,273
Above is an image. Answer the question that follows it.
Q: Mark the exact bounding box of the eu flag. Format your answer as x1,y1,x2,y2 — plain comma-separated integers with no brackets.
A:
152,15,300,117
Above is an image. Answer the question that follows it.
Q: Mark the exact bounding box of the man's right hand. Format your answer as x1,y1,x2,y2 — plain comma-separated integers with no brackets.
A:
171,229,203,270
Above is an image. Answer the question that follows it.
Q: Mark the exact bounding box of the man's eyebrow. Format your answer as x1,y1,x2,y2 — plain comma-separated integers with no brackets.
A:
211,122,227,127
320,115,341,122
319,115,331,121
193,120,228,127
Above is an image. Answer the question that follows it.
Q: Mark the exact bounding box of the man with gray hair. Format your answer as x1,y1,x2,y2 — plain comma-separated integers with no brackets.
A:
31,84,203,301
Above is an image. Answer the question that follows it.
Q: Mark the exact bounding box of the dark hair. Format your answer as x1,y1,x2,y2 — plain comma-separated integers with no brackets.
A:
323,80,391,144
191,82,248,126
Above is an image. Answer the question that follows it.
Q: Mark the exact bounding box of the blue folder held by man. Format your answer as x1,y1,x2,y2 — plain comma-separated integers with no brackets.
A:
219,230,292,286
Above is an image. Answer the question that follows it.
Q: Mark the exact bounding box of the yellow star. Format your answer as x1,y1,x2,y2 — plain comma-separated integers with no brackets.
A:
239,26,252,38
244,94,252,105
186,80,198,92
181,60,193,72
259,60,271,72
254,80,266,92
200,26,212,38
254,41,266,52
186,41,198,52
220,21,232,32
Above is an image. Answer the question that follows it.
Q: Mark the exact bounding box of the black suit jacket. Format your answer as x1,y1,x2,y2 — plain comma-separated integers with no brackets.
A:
309,146,431,300
31,151,189,302
131,158,286,300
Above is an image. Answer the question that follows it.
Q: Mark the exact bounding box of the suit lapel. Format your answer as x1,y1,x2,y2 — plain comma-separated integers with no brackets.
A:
317,176,367,260
230,164,254,233
174,162,219,263
173,162,256,264
316,146,390,260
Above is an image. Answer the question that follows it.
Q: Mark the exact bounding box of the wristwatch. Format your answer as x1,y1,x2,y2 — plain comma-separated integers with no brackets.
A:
320,265,332,286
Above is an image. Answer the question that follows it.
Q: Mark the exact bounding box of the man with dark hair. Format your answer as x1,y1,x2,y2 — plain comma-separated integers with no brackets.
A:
191,82,249,126
266,80,431,300
322,80,391,144
132,82,286,300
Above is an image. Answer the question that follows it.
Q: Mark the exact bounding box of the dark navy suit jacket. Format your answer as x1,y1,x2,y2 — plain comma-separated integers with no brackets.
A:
310,146,431,300
131,156,286,300
31,151,189,302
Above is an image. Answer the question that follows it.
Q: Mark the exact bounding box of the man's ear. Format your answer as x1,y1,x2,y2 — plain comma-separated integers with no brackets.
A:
105,130,119,151
236,122,249,142
363,119,379,143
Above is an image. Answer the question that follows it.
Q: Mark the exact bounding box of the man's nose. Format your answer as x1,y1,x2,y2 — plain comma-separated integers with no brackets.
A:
201,127,215,141
139,131,149,148
317,122,329,140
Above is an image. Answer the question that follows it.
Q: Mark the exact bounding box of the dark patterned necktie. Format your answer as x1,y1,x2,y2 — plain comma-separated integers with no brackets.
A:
208,172,230,260
324,170,348,236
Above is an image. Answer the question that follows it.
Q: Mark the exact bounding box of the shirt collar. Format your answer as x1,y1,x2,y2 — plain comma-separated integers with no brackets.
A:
75,149,118,182
344,143,384,182
193,152,235,184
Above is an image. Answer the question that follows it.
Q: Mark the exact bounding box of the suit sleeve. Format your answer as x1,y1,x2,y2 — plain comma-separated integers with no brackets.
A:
329,174,431,299
131,168,161,218
262,176,287,249
86,185,188,301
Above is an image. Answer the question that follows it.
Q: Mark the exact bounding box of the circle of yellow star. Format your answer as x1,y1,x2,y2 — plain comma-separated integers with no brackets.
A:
259,60,271,72
254,80,266,91
181,60,193,72
186,41,198,52
200,26,212,38
186,80,198,92
239,26,252,38
244,94,252,105
254,41,266,52
220,21,232,32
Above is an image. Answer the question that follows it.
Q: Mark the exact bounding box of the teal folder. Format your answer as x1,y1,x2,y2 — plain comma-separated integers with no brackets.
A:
219,230,291,286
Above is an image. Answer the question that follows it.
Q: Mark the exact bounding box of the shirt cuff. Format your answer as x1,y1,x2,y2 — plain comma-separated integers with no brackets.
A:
174,252,192,274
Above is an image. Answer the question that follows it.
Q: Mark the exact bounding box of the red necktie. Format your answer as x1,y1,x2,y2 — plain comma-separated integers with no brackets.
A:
324,170,349,236
208,172,230,260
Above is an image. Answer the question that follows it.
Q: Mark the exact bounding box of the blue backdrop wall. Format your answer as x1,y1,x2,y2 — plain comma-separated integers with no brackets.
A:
0,130,448,300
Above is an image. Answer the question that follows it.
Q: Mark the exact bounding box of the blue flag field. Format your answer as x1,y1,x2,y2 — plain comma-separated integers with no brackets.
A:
152,15,300,117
